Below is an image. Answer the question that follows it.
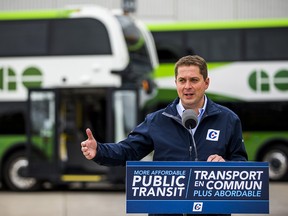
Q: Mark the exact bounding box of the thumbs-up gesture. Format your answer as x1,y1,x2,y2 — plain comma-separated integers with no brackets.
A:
81,128,97,160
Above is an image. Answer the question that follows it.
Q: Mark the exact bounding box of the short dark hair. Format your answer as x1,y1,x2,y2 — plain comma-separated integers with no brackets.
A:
174,55,208,80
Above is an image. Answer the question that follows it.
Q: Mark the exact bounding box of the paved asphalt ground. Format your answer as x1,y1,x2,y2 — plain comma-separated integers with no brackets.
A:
0,182,287,216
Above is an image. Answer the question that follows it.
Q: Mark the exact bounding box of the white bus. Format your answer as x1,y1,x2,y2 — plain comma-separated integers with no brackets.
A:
0,5,158,191
147,18,288,181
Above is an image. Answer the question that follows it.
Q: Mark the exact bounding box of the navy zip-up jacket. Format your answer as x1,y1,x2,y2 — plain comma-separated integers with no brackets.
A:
93,97,247,165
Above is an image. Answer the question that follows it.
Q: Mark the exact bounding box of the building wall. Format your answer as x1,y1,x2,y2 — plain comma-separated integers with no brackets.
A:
0,0,287,22
137,0,288,22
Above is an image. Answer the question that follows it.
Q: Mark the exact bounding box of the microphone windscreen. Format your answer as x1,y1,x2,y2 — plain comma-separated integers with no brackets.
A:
182,109,198,129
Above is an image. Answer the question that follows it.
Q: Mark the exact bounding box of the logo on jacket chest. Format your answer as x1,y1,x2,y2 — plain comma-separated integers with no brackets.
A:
206,129,220,141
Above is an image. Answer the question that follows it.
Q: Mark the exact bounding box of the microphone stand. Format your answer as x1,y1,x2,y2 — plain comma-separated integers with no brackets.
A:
189,127,198,161
183,129,198,216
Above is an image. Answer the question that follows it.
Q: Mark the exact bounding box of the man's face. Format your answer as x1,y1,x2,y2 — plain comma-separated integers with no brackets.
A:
175,65,209,110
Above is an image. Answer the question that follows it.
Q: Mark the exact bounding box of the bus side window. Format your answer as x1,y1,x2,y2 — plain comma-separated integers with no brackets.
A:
0,20,48,57
151,31,185,63
245,28,288,61
50,18,112,55
187,30,242,62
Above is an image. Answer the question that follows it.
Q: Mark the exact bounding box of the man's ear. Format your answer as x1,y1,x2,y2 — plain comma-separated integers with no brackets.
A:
205,77,210,89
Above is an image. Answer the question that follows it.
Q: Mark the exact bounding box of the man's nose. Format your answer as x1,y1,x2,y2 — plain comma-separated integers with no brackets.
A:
184,81,193,88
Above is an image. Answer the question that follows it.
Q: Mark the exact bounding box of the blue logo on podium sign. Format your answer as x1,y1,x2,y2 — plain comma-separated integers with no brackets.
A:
126,161,269,214
193,202,203,212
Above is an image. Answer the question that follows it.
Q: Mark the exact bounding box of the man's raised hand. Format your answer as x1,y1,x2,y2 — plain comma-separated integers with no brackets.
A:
81,128,97,160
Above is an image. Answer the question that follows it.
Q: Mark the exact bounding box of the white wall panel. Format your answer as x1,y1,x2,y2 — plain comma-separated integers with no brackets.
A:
0,0,121,10
0,0,287,21
236,0,288,19
0,0,57,10
137,0,176,22
177,0,235,21
55,0,121,9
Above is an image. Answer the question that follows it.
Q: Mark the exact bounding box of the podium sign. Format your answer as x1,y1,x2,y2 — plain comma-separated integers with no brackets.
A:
126,161,269,214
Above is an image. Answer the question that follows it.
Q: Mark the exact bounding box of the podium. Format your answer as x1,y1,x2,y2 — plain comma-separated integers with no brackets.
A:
126,161,269,214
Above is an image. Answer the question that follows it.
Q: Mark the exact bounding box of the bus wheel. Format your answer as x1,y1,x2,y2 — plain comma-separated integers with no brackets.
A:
262,145,288,181
3,151,41,191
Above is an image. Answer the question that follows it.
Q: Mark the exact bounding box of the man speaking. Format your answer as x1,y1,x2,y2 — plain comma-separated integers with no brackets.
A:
81,55,248,216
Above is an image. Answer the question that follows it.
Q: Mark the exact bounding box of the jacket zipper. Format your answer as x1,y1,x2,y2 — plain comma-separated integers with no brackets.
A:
189,145,193,160
162,111,195,160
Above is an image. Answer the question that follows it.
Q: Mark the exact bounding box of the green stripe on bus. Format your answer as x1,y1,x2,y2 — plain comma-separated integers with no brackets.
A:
243,132,288,161
0,135,26,157
147,18,288,31
154,62,230,78
0,9,76,20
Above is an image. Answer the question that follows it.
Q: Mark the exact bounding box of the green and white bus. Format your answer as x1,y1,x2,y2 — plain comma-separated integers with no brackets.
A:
0,5,158,191
147,18,288,181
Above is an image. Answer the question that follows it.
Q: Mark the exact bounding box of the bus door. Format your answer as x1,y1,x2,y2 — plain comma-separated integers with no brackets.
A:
57,88,140,185
107,88,140,183
26,89,59,181
58,88,111,182
27,87,140,186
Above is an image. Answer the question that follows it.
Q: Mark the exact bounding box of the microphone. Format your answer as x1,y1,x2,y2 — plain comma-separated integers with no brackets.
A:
182,109,198,129
182,109,198,161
